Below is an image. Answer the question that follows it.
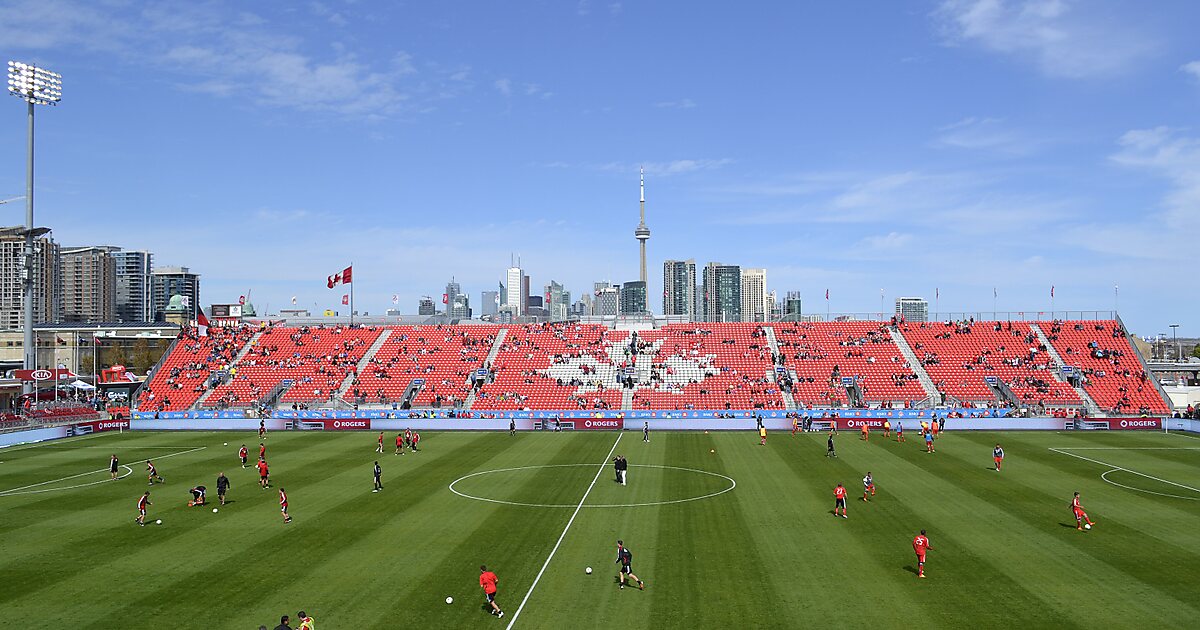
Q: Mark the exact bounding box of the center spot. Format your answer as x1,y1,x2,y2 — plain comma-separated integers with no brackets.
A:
449,463,736,508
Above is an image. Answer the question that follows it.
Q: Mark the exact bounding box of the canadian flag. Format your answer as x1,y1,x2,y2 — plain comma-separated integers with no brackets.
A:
442,293,449,304
342,294,349,305
197,310,211,337
327,265,353,289
239,295,246,305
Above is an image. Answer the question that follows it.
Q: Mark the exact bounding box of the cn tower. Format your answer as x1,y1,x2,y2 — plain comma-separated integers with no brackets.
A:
635,166,650,283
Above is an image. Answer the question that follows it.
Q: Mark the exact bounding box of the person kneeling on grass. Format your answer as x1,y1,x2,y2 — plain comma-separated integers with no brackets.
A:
188,485,206,507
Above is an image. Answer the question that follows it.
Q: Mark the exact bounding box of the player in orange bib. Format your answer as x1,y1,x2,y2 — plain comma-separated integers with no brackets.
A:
834,483,848,518
882,421,891,439
913,530,933,578
860,423,869,441
1072,492,1095,530
931,419,940,440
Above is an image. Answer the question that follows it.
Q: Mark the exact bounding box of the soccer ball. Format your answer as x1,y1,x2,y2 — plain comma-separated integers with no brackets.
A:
155,519,162,525
1085,523,1092,530
585,567,592,574
223,442,228,446
445,597,453,604
212,508,218,513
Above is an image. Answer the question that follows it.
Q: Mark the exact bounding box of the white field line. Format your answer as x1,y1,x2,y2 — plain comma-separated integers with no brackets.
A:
1048,447,1200,495
1166,430,1200,441
505,433,622,630
1045,447,1200,450
0,447,206,496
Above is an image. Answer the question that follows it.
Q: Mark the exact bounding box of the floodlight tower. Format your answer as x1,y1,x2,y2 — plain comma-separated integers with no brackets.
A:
8,61,62,394
635,167,650,284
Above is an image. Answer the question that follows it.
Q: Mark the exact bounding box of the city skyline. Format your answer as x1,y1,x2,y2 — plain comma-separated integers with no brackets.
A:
0,2,1196,334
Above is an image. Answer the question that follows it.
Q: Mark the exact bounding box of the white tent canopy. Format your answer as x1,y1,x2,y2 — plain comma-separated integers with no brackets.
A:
68,379,95,390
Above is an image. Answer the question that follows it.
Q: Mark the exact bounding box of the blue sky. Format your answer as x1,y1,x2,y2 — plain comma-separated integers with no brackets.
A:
1,1,1197,336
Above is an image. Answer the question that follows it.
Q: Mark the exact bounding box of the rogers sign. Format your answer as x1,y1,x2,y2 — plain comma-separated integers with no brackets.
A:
331,420,370,430
579,419,623,430
1115,418,1161,430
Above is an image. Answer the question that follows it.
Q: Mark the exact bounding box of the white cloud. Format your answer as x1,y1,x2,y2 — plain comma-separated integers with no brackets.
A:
934,0,1155,78
655,98,697,109
600,159,733,176
494,78,512,96
858,232,914,250
934,117,1041,155
1182,60,1200,82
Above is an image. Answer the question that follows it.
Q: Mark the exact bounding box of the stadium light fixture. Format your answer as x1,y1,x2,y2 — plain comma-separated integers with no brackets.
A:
8,60,62,395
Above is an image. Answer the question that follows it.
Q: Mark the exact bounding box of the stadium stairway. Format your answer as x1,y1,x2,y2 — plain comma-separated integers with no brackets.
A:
1029,323,1100,415
334,328,394,402
464,328,507,410
190,329,265,411
763,327,796,410
886,326,940,401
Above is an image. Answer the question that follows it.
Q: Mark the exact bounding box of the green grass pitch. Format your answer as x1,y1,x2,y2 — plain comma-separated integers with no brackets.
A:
1,428,1198,628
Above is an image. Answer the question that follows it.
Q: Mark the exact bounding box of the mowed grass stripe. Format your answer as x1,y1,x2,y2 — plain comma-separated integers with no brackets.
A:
862,431,1200,626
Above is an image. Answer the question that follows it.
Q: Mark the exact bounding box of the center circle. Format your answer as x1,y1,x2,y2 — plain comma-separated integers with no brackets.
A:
448,463,736,508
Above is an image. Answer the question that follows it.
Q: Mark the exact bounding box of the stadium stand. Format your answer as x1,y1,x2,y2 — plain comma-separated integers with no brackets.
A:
899,320,1081,408
1041,320,1169,414
135,320,1170,415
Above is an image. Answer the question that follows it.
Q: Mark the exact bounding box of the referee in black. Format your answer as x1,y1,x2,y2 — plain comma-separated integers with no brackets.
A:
216,472,230,505
373,461,383,492
827,430,837,458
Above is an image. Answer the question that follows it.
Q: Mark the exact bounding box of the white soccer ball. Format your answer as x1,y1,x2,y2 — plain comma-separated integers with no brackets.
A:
155,519,162,525
445,597,453,604
224,442,228,446
1085,523,1092,530
212,508,218,513
585,567,592,574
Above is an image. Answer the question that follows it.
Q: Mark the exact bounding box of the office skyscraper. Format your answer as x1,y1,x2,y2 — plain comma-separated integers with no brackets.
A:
112,249,153,322
663,259,696,320
740,268,768,323
701,262,741,322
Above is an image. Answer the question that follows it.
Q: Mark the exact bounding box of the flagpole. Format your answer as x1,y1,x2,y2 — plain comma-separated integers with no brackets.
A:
350,262,355,326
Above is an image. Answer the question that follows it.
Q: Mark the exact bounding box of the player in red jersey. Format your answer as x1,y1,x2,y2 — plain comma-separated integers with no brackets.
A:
136,491,152,526
791,417,800,436
146,459,163,485
479,565,503,618
931,419,940,440
1072,492,1095,530
412,432,421,452
257,458,270,489
279,487,292,523
376,431,385,453
993,444,1004,471
258,442,266,461
404,428,414,451
913,530,933,578
394,433,404,455
239,444,248,468
834,483,848,518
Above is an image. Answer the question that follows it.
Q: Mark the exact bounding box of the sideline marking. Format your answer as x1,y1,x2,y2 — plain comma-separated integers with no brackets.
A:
1049,447,1200,500
505,433,622,630
0,447,206,497
449,463,736,508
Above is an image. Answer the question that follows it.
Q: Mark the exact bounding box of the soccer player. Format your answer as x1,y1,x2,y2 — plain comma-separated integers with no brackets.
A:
759,425,767,446
259,442,267,461
862,472,875,502
376,431,384,453
896,421,905,443
404,428,414,451
216,472,230,505
258,419,266,440
373,461,383,492
479,565,504,618
615,540,645,590
1072,492,1095,530
882,420,891,439
110,454,119,480
860,422,869,441
834,483,848,518
412,432,421,452
146,459,163,485
931,418,940,440
394,433,404,455
993,444,1004,471
924,428,935,453
188,485,207,507
643,422,650,443
509,419,516,436
239,444,249,468
279,487,292,523
913,529,933,578
296,611,314,630
826,431,837,458
257,458,270,489
136,491,151,526
791,416,800,436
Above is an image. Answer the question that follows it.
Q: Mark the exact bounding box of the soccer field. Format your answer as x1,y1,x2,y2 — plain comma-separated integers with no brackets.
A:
1,428,1198,629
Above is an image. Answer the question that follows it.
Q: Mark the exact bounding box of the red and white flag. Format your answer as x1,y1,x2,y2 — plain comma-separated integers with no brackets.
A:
196,310,211,337
442,293,449,304
1050,285,1055,298
341,294,349,305
327,265,353,289
825,289,830,300
239,295,246,305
